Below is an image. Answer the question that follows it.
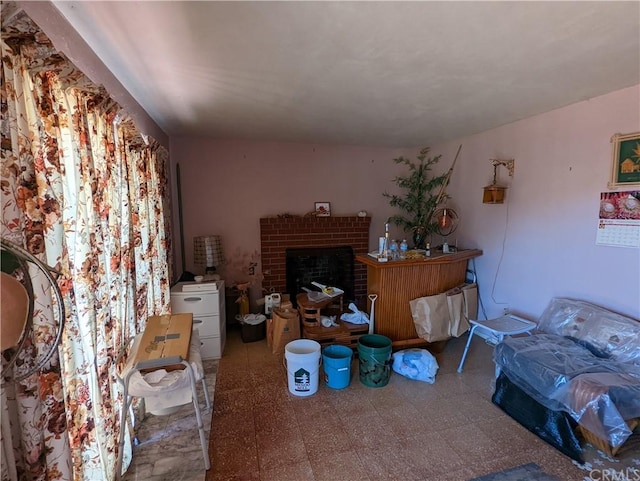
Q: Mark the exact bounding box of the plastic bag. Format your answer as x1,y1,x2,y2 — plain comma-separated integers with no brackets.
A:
391,349,439,383
237,313,266,325
123,330,205,415
340,302,370,325
320,315,338,327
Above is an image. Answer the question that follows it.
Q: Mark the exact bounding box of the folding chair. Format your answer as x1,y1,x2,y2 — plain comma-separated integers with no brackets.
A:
457,314,536,375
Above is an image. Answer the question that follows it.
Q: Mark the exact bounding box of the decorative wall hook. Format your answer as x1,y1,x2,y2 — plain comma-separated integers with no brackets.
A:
490,159,515,177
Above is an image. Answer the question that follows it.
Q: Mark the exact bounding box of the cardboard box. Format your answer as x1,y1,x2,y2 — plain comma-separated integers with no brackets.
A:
133,313,193,371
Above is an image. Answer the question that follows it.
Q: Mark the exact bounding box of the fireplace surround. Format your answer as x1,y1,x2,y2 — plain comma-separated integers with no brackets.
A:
260,216,371,305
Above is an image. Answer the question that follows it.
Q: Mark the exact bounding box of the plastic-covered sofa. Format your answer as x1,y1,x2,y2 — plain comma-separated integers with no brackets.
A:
492,298,640,461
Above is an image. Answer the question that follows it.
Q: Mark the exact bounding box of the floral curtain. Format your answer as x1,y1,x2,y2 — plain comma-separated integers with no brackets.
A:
1,11,172,481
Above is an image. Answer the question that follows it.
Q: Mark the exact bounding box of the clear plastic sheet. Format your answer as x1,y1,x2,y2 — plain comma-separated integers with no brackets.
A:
494,298,640,450
537,298,640,365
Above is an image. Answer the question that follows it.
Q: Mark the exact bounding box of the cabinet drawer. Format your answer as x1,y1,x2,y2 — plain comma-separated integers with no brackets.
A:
193,314,221,338
199,321,226,360
171,292,219,317
199,335,223,360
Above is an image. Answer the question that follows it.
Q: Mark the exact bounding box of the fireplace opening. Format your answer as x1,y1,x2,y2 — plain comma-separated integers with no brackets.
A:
286,246,354,307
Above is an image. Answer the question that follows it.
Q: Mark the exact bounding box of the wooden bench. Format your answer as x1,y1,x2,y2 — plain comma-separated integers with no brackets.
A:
302,320,369,351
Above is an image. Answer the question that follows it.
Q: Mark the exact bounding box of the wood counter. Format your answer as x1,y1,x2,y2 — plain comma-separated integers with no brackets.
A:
356,249,482,350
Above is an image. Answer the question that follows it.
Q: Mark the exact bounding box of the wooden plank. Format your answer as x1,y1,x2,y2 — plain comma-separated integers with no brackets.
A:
134,313,193,371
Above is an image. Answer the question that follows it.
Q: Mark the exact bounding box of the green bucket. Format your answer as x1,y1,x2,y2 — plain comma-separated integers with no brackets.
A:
357,334,392,388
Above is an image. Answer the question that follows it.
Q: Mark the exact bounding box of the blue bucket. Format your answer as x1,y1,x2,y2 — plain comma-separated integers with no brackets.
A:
322,344,353,389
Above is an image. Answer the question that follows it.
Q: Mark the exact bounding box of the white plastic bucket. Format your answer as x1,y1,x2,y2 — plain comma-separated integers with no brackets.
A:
284,339,321,397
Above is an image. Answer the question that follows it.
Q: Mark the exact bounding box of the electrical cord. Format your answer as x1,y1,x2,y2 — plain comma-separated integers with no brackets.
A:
470,257,488,320
490,196,510,310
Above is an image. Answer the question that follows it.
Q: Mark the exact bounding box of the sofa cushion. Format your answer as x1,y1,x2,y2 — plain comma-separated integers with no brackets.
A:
494,334,623,408
536,298,640,365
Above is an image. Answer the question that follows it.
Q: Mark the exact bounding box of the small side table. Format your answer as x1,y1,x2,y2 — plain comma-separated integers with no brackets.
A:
457,314,536,374
296,293,344,326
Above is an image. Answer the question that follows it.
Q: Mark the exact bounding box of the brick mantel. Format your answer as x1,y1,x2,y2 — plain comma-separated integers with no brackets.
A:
260,216,371,305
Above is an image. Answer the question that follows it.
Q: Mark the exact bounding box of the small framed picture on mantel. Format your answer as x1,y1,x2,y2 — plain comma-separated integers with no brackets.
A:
315,202,331,217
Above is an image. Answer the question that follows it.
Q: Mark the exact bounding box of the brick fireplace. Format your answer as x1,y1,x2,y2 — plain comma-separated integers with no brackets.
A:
260,216,371,305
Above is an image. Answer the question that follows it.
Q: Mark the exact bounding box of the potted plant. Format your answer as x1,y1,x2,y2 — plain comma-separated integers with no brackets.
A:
383,147,450,249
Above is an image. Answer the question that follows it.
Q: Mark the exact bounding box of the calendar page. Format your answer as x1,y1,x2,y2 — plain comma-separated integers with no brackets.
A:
596,191,640,248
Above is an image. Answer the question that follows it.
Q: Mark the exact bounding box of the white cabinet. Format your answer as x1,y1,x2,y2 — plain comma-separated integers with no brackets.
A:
170,280,226,360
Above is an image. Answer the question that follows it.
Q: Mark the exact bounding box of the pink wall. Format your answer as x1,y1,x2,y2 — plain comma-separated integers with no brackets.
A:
171,84,639,320
435,85,640,319
169,141,420,283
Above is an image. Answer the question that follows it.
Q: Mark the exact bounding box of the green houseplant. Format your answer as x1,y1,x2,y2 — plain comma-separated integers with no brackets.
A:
383,147,450,249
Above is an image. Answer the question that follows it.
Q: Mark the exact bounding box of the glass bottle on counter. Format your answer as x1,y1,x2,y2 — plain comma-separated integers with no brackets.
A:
384,223,391,258
425,242,431,257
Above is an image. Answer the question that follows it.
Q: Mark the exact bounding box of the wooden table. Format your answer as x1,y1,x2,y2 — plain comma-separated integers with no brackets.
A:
356,249,482,350
133,313,193,371
296,292,367,349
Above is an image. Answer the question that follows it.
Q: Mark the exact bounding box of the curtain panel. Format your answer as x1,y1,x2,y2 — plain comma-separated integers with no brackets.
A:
1,10,172,481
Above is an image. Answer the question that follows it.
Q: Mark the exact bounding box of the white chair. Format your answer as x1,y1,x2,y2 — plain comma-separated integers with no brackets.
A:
115,329,211,480
457,314,536,375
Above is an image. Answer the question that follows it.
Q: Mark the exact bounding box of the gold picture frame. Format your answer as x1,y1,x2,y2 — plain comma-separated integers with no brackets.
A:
609,132,640,189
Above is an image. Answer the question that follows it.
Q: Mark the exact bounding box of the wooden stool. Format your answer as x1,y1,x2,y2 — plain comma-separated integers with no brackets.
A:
296,293,344,327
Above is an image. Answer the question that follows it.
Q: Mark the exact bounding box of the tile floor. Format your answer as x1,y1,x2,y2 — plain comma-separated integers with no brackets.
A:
207,327,588,481
122,325,637,481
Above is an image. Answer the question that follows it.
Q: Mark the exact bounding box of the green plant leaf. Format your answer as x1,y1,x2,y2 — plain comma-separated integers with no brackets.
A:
384,147,449,235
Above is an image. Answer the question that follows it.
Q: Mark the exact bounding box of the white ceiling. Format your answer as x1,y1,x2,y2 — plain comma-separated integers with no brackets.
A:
52,1,640,148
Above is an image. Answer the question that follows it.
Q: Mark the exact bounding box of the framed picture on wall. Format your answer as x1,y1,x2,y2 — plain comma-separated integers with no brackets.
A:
609,132,640,189
314,202,331,217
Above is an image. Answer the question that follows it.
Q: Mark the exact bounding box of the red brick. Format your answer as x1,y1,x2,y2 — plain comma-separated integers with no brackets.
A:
260,216,370,300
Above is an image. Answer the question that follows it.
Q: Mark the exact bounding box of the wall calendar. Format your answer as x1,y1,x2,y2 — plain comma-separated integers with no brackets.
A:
596,191,640,248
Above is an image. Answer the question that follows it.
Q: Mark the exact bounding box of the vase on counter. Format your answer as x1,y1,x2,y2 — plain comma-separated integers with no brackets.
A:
412,226,427,250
